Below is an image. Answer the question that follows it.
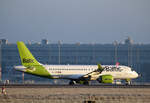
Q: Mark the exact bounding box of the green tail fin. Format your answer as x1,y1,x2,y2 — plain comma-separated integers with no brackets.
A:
17,41,40,67
17,41,52,78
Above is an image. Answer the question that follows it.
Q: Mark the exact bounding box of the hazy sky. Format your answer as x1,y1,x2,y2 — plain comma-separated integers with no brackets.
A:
0,0,150,44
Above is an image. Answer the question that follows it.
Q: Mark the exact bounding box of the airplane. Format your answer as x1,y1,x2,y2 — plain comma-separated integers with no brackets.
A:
14,41,139,85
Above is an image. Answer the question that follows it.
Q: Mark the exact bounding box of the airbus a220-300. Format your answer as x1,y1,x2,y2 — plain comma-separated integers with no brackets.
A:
14,42,139,85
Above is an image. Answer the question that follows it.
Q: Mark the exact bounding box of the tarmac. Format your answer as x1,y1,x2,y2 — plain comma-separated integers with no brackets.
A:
0,86,150,103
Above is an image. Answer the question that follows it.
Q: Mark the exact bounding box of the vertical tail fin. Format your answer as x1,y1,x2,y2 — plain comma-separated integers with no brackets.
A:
16,41,51,78
17,41,40,67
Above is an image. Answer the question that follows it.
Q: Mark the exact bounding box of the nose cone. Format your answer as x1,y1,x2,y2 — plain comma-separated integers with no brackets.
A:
133,71,139,78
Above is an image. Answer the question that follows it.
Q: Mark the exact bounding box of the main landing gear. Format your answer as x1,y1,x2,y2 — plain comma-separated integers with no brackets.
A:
69,80,76,85
69,80,90,85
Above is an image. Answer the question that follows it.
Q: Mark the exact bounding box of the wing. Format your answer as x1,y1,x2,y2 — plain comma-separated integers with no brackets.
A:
79,64,104,81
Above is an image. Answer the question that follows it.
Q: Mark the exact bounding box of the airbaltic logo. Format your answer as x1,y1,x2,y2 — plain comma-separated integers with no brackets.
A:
103,66,122,72
26,66,36,72
23,58,34,63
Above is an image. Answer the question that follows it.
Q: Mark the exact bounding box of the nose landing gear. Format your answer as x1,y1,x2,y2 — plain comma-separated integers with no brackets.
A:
69,80,90,85
125,79,131,85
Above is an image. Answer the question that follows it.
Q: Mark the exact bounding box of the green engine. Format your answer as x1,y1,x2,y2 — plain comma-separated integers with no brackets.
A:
97,75,114,84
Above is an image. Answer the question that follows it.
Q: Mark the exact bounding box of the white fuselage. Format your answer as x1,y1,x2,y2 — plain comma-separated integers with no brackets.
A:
14,65,139,80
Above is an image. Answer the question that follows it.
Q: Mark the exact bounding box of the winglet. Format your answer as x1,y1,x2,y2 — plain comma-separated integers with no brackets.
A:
97,63,104,73
98,64,102,69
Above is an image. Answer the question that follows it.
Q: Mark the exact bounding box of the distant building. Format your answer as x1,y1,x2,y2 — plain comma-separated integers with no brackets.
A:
1,38,150,83
124,37,134,45
41,39,48,45
0,39,8,45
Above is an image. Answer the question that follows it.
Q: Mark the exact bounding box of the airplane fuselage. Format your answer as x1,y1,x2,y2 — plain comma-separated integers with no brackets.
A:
14,65,138,80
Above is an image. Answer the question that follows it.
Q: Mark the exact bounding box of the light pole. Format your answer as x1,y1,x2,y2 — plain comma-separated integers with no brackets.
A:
58,41,61,64
130,44,133,67
90,42,95,64
128,44,133,67
49,43,51,64
0,42,1,81
136,47,140,82
128,44,130,66
76,42,80,64
114,41,118,64
22,72,24,84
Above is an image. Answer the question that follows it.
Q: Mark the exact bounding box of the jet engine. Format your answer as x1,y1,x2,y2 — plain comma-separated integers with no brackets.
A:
97,75,114,84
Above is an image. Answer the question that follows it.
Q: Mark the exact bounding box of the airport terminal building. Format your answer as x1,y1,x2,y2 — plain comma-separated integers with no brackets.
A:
0,38,150,83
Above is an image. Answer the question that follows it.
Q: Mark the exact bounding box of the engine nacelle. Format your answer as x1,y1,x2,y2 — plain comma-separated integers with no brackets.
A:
97,75,114,84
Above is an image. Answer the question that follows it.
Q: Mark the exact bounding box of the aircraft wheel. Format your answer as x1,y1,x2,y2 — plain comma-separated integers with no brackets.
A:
69,80,76,85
